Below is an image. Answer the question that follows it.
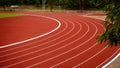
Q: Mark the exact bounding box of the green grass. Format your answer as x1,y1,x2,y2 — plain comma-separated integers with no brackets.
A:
0,14,23,18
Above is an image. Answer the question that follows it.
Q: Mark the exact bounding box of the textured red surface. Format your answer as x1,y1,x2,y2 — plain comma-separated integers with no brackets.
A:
0,12,119,68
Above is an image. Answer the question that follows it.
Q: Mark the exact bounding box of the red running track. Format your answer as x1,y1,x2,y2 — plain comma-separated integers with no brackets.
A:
0,12,120,68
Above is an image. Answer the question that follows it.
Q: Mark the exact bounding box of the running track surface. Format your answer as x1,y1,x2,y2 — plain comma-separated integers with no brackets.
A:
0,12,120,68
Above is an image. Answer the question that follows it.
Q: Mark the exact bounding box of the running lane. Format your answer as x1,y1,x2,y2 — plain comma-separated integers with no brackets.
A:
0,12,119,68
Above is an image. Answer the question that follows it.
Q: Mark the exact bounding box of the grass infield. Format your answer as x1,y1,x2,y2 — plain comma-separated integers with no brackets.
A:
0,14,23,18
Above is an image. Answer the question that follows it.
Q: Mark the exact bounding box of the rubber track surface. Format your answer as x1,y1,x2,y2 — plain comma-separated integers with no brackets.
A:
0,12,119,68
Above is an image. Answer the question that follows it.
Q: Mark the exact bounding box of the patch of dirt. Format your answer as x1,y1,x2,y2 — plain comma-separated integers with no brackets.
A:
82,15,106,21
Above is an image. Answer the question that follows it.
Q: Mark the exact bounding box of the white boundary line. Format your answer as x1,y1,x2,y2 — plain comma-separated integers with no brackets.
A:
102,52,120,68
96,48,120,68
0,14,61,48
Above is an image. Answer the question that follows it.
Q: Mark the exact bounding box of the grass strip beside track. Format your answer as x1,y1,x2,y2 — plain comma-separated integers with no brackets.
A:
0,14,23,18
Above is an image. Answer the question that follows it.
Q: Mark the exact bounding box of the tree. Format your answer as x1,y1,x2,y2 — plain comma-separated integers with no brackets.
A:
60,0,95,10
61,0,82,10
46,0,58,12
10,0,22,5
35,0,41,7
96,0,120,47
0,0,11,10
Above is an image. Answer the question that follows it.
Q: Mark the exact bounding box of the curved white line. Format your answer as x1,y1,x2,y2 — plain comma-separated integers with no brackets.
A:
0,14,61,48
102,52,120,68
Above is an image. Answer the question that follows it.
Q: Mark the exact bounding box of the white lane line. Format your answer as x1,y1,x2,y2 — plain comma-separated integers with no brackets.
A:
0,20,72,63
102,52,120,68
49,18,97,68
3,19,80,68
0,14,61,48
0,19,64,53
0,20,67,58
96,48,120,68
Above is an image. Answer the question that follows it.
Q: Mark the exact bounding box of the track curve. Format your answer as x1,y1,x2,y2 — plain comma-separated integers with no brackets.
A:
0,12,119,68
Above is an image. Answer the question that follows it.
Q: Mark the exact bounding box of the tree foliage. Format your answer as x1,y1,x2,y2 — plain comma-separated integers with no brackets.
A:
46,0,58,11
0,0,96,10
60,0,95,10
0,0,42,7
96,0,120,47
0,0,10,8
